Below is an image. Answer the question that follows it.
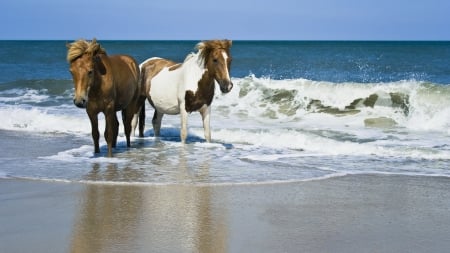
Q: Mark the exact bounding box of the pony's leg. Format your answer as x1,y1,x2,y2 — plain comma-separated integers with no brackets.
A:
199,105,211,142
131,96,146,137
131,113,138,137
122,108,134,148
88,112,100,153
138,102,146,137
179,106,188,143
104,113,118,148
104,112,117,157
152,110,164,138
112,113,119,148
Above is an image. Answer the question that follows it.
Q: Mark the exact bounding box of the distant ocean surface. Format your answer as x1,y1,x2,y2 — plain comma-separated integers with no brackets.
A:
1,40,450,184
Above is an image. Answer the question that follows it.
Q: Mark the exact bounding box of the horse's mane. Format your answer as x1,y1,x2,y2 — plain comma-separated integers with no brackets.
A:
66,39,107,63
195,40,232,66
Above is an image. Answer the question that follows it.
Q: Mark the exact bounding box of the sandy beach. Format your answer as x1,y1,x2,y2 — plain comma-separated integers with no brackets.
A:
1,174,450,253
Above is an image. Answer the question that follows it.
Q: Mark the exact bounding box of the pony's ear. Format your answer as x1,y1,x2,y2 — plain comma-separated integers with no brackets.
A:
88,38,105,57
66,42,72,49
226,40,232,48
196,41,205,51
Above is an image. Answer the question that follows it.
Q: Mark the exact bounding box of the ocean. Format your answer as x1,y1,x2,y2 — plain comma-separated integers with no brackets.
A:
1,40,450,184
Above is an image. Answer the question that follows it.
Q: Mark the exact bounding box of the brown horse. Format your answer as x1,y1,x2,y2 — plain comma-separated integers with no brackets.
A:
139,40,233,143
67,39,143,157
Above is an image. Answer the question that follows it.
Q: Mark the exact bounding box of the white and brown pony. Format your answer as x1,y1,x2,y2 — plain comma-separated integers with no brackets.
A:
139,40,233,143
67,39,143,157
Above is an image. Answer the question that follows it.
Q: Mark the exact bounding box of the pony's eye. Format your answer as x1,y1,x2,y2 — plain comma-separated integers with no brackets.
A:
213,59,218,64
87,70,93,77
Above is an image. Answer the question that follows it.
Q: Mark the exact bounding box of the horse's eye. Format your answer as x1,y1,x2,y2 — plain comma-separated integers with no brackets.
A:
87,70,93,77
213,59,218,64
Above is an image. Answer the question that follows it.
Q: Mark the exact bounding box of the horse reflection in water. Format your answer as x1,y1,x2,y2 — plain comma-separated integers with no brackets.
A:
70,160,227,253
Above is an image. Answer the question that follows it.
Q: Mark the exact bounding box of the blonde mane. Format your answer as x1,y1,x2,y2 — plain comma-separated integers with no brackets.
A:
66,39,107,63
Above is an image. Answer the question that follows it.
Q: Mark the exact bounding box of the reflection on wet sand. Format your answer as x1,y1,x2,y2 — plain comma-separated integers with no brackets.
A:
70,148,227,253
70,164,145,253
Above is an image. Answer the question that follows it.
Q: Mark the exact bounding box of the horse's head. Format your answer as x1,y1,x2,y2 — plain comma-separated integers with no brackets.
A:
198,40,233,93
66,39,106,108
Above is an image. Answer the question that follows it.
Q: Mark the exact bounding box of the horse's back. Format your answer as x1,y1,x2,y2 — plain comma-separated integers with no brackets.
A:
105,55,140,110
109,55,139,83
140,58,181,114
140,58,177,82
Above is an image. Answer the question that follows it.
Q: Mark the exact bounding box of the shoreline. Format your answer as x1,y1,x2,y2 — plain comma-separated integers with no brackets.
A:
2,174,450,253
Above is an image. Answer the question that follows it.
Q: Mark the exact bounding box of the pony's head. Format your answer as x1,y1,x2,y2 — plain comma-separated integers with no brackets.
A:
66,38,106,108
197,40,233,93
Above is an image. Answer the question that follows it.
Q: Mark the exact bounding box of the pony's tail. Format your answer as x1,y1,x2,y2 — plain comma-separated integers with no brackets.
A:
136,63,147,137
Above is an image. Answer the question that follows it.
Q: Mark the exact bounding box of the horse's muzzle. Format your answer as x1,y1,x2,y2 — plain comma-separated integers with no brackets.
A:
73,98,87,108
219,80,233,93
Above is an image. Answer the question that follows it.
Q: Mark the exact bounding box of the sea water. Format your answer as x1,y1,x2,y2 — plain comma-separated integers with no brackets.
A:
1,40,450,184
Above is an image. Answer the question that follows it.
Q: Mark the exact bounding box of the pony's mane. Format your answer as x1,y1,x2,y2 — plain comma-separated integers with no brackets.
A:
195,40,232,66
66,39,107,63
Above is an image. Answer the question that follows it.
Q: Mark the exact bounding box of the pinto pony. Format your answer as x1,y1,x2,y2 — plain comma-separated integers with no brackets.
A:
67,39,143,157
139,40,233,143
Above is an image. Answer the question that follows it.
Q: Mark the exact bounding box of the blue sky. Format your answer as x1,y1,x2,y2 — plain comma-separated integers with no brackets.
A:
1,0,449,40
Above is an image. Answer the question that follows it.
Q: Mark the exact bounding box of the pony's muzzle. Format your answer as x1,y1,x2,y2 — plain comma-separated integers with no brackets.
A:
73,97,87,108
219,80,233,93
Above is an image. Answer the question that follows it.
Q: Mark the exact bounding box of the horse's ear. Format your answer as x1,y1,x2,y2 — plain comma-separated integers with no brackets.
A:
196,42,205,51
226,40,232,48
66,42,72,50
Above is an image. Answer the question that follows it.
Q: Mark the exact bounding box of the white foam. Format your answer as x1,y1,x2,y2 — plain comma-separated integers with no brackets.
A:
40,144,129,164
217,77,450,134
0,106,93,134
0,88,50,103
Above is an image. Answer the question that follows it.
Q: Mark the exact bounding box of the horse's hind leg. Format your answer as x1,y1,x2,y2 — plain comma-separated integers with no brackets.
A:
113,114,119,148
104,113,118,148
138,102,146,137
131,96,146,137
122,109,133,147
104,112,118,157
152,110,164,137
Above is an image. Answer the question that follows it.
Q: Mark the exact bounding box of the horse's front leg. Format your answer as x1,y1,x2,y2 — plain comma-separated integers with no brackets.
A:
122,107,135,148
152,110,164,138
199,105,211,142
88,111,100,153
179,103,188,143
104,111,117,157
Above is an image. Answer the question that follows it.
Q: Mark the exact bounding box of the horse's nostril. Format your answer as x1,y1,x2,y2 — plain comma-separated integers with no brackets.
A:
74,98,86,108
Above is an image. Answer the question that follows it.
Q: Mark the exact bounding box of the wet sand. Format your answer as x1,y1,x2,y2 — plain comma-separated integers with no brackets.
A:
1,175,450,253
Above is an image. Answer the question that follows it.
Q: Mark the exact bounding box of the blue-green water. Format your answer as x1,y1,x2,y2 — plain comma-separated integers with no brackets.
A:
1,40,450,184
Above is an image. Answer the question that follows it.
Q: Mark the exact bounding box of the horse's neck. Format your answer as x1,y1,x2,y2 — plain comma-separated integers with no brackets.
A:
91,56,108,92
183,52,204,71
182,52,211,86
